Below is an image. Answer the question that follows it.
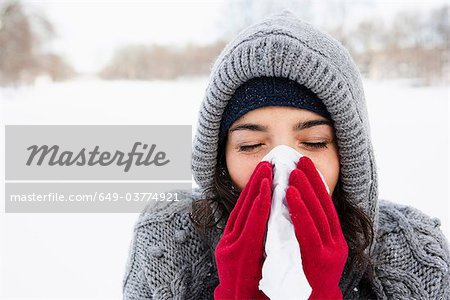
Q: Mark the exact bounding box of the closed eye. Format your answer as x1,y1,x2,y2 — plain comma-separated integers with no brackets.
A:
238,142,328,152
302,142,328,149
238,143,263,152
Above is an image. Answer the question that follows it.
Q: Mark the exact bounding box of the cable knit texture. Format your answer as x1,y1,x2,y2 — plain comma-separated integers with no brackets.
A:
123,190,450,299
123,9,450,299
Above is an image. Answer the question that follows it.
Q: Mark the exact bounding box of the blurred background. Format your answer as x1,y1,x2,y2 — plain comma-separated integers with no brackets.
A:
0,0,448,298
1,0,449,85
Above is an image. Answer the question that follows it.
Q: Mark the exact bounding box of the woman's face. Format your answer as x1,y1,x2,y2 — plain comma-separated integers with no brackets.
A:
225,106,340,195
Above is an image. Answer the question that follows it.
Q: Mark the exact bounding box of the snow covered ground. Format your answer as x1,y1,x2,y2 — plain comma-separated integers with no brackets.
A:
0,77,448,298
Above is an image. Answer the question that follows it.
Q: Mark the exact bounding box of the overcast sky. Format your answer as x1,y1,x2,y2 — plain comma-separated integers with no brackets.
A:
23,0,448,73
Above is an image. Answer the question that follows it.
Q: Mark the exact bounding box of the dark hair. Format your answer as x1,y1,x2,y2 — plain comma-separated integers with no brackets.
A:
190,136,375,282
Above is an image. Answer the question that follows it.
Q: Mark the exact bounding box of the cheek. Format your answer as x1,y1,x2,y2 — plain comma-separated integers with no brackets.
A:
225,146,341,193
225,151,260,190
313,152,340,195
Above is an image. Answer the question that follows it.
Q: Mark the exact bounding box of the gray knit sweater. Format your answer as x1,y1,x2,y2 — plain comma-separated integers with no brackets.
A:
123,190,449,299
123,10,450,299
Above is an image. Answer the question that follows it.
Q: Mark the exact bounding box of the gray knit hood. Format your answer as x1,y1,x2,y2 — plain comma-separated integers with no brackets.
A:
191,9,379,240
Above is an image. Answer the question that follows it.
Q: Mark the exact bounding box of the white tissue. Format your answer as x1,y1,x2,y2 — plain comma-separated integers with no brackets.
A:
258,145,330,300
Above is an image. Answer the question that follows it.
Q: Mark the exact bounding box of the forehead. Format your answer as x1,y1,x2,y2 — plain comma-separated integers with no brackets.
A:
228,106,335,138
233,106,328,124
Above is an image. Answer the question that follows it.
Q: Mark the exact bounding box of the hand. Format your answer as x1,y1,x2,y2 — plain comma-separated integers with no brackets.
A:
214,160,273,300
285,156,348,300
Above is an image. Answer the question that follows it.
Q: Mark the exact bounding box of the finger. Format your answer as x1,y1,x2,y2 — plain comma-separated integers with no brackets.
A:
227,162,272,241
298,156,342,239
289,168,333,245
224,161,273,237
295,157,330,199
239,177,272,247
286,186,323,251
223,160,271,235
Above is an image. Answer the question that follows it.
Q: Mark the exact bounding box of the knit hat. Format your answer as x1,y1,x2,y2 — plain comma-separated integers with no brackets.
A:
218,76,331,147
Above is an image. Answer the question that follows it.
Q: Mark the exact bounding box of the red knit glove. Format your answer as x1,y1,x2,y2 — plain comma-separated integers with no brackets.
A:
214,161,273,300
286,156,348,300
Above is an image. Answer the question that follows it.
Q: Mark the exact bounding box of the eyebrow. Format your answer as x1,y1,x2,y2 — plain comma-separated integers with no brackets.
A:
229,119,333,133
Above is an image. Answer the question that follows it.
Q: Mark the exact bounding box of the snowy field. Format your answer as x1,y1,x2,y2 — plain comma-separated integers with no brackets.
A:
0,77,448,298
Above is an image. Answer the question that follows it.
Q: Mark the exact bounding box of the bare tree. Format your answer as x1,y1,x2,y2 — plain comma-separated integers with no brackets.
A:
215,0,314,41
0,1,74,86
0,1,38,85
99,41,227,80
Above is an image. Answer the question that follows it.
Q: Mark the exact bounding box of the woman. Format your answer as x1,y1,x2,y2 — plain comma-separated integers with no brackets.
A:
123,10,450,299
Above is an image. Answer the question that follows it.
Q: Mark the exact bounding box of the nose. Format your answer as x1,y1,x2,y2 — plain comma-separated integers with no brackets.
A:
269,135,300,154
